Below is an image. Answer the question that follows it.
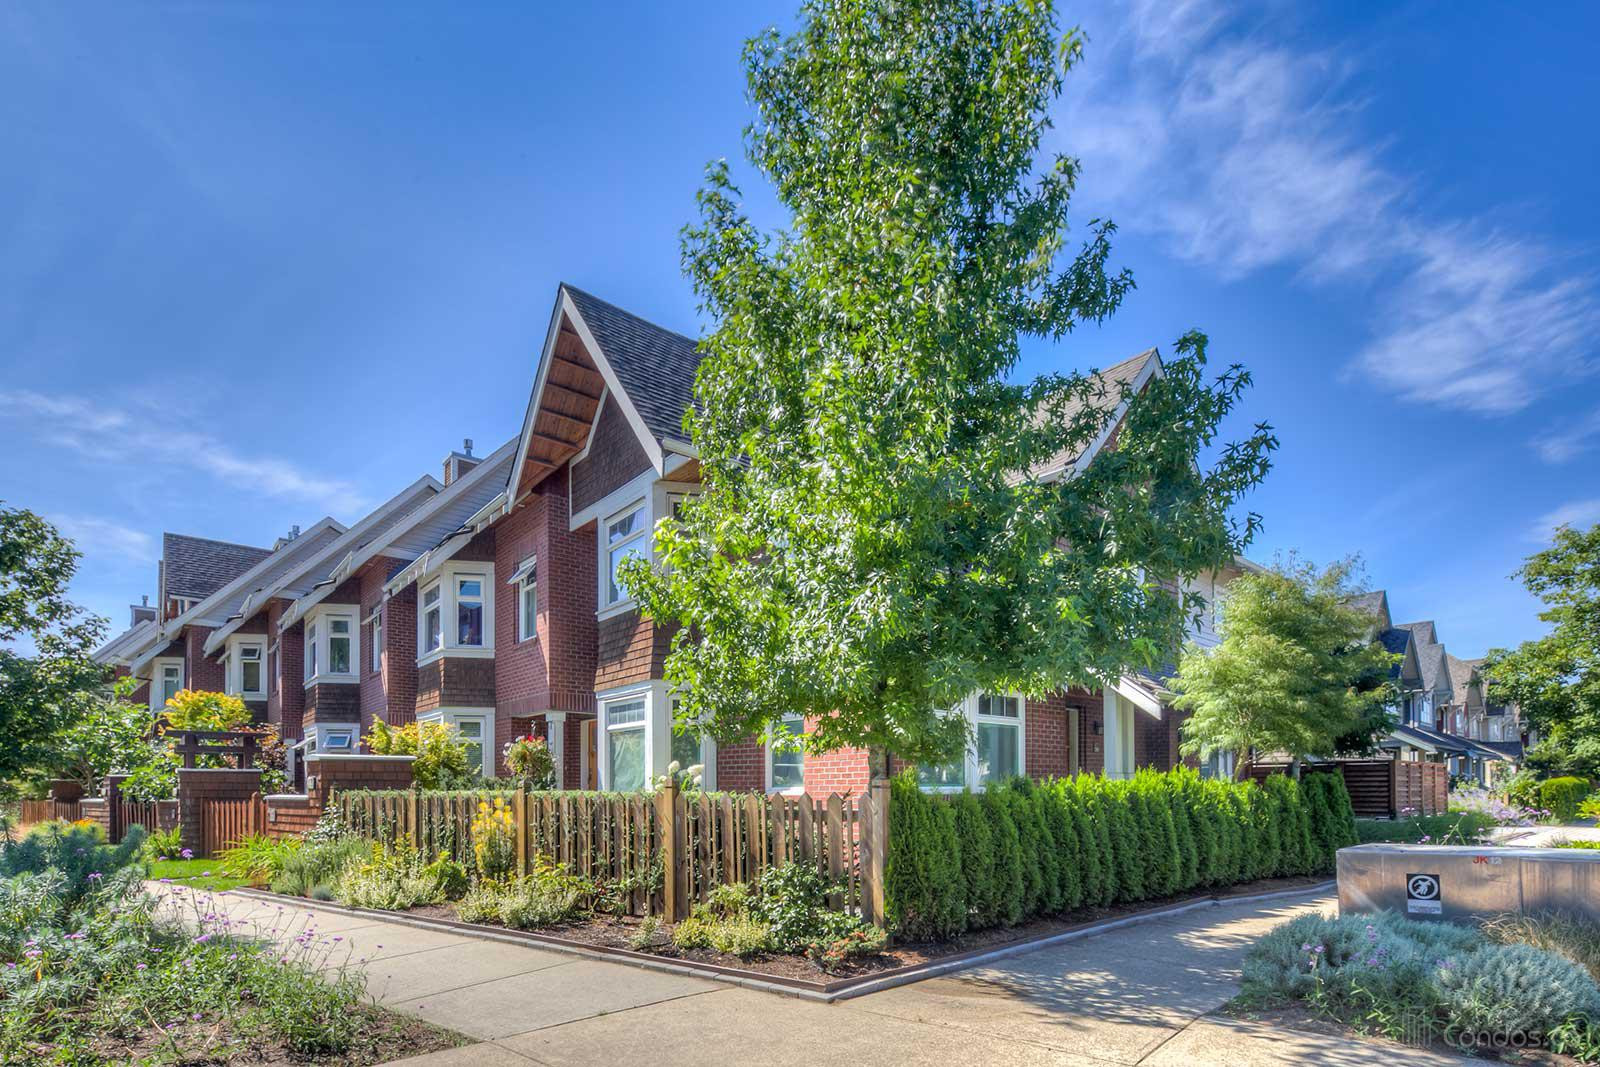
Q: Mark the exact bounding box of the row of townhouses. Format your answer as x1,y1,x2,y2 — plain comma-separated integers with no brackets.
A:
1351,591,1528,785
93,284,1518,796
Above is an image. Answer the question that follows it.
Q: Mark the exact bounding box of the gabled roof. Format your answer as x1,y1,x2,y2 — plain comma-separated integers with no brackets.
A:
1377,627,1419,682
1446,654,1482,703
1396,621,1451,697
118,518,348,673
201,473,443,656
1029,348,1162,481
280,437,518,630
1346,590,1391,630
563,286,701,449
1381,723,1468,756
161,533,272,602
94,618,157,666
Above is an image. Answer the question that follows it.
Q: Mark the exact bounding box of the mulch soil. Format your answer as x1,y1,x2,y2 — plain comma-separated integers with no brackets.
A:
301,873,1332,990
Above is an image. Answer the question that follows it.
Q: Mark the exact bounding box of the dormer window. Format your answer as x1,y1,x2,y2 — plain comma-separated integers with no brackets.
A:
416,562,496,664
304,604,359,686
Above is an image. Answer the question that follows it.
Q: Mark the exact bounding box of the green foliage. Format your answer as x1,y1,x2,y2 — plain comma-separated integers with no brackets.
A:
671,911,773,958
0,504,111,796
140,825,182,861
1243,910,1600,1060
449,856,593,929
49,685,153,791
1354,812,1496,846
0,821,145,904
751,862,835,954
623,0,1274,769
883,775,965,939
158,689,250,731
1577,793,1600,821
216,834,300,883
1174,559,1399,765
268,836,367,898
0,862,381,1061
888,768,1329,940
335,841,467,910
1483,912,1600,985
502,733,556,789
1484,523,1600,780
365,720,475,790
1540,776,1590,822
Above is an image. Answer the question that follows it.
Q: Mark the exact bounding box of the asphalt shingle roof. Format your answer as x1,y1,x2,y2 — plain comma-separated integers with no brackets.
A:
162,533,272,602
1446,654,1481,702
1395,621,1451,696
1030,349,1159,477
1346,590,1388,623
563,285,703,447
1377,627,1413,679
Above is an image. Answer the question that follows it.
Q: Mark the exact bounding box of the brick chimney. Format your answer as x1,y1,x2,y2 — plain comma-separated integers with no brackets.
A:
443,438,480,486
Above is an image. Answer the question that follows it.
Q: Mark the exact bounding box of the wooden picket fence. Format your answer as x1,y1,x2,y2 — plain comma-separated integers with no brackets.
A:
201,794,267,857
18,799,81,826
120,800,179,837
332,781,889,924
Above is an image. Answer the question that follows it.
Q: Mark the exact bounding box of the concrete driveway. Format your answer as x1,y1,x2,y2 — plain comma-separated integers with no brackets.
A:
195,888,1470,1066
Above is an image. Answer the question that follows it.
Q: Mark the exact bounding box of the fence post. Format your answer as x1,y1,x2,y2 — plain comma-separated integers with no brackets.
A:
410,790,421,847
655,778,682,921
1387,758,1400,819
515,788,528,879
862,776,890,931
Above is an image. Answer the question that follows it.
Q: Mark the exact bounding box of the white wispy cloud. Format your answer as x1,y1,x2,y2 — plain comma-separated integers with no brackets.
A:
47,514,153,563
1528,499,1600,543
1058,0,1599,414
1532,406,1600,463
0,390,367,514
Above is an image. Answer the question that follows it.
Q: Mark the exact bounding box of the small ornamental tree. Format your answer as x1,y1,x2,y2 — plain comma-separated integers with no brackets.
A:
1485,522,1600,779
52,677,152,791
623,0,1275,768
1172,558,1398,777
366,720,475,790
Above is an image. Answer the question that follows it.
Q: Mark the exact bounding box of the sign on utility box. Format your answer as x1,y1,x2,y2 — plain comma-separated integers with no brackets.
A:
1338,844,1600,924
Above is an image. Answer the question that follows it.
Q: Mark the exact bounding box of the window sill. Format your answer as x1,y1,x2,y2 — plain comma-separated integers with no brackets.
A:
303,673,358,688
766,785,806,797
596,600,638,622
415,646,496,668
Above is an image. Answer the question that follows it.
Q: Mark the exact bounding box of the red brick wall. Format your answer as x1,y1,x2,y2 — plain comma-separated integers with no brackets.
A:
1080,698,1105,775
549,499,598,713
570,395,653,514
270,605,306,742
494,490,549,718
804,745,871,794
384,585,417,727
184,625,225,692
359,557,402,736
717,739,766,792
1026,694,1073,779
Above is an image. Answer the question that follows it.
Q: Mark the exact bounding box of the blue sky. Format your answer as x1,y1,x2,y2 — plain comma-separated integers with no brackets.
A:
2,0,1596,661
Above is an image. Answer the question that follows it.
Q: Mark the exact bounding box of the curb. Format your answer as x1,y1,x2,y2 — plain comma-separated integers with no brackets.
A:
224,880,1334,1003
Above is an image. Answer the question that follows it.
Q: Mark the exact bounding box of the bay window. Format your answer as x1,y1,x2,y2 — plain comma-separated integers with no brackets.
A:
604,503,647,607
416,562,495,662
595,682,717,791
304,605,359,685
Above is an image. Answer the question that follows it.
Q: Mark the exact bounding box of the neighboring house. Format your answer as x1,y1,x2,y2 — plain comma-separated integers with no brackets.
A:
94,284,1249,795
1442,654,1522,785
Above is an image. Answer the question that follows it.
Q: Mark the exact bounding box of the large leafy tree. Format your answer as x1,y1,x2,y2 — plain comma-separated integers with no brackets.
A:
1172,559,1398,776
0,504,110,791
1485,523,1600,779
625,0,1275,765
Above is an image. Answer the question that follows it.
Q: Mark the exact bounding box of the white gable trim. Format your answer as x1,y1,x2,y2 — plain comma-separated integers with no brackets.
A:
560,289,667,476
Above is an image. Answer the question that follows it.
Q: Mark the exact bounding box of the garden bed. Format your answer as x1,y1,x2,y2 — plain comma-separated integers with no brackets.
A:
235,872,1332,996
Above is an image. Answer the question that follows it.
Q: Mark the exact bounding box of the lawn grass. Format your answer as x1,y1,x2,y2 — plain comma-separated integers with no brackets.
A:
146,857,254,891
1354,810,1496,845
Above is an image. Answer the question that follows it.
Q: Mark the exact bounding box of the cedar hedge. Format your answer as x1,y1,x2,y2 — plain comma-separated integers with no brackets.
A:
885,766,1356,940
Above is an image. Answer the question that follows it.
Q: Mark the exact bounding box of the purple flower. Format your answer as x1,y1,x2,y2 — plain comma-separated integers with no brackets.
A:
180,848,194,860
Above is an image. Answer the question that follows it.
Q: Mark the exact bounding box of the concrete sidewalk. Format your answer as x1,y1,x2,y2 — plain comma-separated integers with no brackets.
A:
192,888,1470,1066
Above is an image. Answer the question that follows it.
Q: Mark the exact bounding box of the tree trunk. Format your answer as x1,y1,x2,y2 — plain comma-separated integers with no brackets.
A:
1288,756,1302,780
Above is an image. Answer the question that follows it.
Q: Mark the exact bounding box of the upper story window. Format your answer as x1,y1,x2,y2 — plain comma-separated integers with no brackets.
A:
151,657,184,714
224,636,266,701
604,503,647,608
370,606,383,674
509,556,537,643
304,605,359,686
416,562,496,663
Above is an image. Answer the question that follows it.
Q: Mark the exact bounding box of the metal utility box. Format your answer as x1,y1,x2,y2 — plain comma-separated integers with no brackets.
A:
1338,843,1600,924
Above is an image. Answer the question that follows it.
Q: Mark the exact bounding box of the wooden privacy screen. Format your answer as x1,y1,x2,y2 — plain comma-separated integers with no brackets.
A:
332,781,890,925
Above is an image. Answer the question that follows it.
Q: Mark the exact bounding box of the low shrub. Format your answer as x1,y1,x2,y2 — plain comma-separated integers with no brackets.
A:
0,820,146,904
1579,793,1600,821
1450,785,1543,827
268,836,367,898
336,841,468,910
1556,839,1600,850
1355,811,1495,846
1483,911,1600,984
672,911,772,957
217,834,301,883
1540,777,1590,823
449,855,591,928
140,825,183,861
1240,911,1600,1060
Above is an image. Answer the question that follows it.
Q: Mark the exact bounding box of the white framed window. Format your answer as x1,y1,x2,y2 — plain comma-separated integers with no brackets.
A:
767,714,806,794
304,604,359,685
370,605,383,674
1200,750,1236,780
508,555,537,643
224,636,266,701
603,696,647,792
417,709,494,777
917,692,1026,791
151,657,184,713
603,502,647,608
416,562,495,664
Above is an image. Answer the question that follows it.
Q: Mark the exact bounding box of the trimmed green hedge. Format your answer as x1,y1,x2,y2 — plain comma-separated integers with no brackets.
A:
1540,777,1590,823
885,767,1358,940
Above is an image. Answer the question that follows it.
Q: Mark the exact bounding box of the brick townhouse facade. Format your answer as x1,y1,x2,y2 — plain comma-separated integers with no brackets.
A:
96,283,1242,796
